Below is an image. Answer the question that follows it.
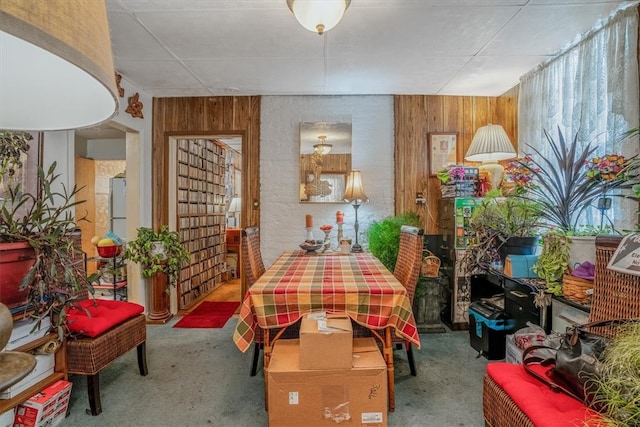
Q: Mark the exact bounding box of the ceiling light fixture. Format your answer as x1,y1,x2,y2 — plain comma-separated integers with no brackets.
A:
286,0,351,35
0,0,118,130
313,135,333,155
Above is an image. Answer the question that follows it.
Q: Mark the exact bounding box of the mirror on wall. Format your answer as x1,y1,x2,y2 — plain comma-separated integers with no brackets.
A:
299,121,352,203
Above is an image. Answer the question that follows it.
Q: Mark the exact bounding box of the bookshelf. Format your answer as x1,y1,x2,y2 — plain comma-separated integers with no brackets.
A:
175,138,227,310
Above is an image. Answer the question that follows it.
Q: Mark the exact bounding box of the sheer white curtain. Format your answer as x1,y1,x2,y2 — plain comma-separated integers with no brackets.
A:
518,4,640,231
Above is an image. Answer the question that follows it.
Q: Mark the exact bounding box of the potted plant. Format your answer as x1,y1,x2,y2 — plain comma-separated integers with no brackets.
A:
0,160,95,325
461,195,543,276
124,225,190,288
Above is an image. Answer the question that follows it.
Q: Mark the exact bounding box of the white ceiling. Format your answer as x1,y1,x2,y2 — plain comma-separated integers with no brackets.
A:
106,0,636,98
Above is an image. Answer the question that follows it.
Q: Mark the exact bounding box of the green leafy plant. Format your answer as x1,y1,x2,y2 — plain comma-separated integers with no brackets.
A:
588,321,640,426
0,161,96,324
125,225,190,287
367,212,421,271
533,231,570,296
0,130,32,181
367,212,430,299
519,127,637,232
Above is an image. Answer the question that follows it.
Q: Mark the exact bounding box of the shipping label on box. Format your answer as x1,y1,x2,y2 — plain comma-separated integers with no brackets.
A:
268,339,387,427
300,315,353,370
0,353,55,399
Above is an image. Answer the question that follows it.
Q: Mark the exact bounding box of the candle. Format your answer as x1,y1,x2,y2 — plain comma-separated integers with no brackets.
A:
336,210,344,224
305,214,313,228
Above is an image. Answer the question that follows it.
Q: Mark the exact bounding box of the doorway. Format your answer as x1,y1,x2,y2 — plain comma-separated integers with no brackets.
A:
169,135,243,312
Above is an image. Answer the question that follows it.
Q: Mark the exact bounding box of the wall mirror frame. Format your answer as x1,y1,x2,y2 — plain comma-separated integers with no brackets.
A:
299,120,352,203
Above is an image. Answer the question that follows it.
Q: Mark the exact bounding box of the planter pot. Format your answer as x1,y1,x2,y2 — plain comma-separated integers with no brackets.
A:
567,236,596,269
498,236,539,263
0,242,35,310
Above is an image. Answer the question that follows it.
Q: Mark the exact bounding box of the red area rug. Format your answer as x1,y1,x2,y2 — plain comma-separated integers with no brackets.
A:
173,301,239,329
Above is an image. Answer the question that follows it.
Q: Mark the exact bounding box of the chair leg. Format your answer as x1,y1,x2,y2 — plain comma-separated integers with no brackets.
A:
86,373,102,416
406,342,417,376
137,341,148,376
250,342,262,377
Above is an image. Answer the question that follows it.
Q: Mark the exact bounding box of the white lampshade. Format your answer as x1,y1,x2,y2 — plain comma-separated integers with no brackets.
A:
343,170,369,203
286,0,351,35
0,0,118,131
465,124,516,191
465,124,516,162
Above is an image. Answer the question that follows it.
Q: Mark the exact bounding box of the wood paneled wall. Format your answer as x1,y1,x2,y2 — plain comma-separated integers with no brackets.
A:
152,96,261,231
394,87,518,234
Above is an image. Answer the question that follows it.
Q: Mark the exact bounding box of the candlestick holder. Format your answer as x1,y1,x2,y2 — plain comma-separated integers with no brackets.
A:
322,229,332,253
305,227,315,242
335,222,344,250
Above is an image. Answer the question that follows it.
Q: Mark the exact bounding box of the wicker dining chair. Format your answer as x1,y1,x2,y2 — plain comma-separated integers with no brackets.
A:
353,225,424,376
482,235,640,426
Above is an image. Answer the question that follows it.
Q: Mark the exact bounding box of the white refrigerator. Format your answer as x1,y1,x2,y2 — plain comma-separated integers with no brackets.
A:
109,177,126,240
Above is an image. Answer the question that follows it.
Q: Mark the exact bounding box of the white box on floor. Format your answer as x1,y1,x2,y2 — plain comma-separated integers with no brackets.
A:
0,353,55,399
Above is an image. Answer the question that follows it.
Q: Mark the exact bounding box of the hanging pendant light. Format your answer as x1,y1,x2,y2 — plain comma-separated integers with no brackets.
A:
313,135,333,155
286,0,351,35
0,0,118,130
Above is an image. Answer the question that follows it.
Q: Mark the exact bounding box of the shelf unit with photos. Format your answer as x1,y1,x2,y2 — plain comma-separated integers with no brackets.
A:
87,254,127,301
175,138,227,310
0,313,67,415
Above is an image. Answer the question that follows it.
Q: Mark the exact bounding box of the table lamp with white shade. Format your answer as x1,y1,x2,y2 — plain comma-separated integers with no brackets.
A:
464,124,516,191
343,170,369,253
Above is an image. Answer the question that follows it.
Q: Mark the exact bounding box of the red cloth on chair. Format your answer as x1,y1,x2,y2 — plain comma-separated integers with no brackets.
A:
66,299,144,337
486,363,603,426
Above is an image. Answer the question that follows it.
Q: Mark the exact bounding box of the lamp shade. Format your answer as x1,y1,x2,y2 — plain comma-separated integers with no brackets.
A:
465,124,516,162
343,169,369,203
286,0,351,35
0,0,118,130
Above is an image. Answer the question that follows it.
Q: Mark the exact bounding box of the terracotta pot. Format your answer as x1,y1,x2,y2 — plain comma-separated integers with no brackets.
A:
0,241,35,310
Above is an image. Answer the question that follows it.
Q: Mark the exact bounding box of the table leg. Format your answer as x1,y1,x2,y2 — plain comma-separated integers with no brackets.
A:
384,326,395,412
263,328,271,411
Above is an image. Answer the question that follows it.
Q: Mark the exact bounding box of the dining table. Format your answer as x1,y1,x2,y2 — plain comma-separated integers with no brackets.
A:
232,250,421,412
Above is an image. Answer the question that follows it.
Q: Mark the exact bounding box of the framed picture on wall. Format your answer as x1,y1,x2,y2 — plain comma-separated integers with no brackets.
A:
428,132,458,176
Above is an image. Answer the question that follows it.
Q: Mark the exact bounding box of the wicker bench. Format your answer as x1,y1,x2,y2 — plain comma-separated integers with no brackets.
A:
66,311,148,415
483,235,640,427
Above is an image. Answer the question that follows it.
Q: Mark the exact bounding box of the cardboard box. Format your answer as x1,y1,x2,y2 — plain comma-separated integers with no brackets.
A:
13,380,72,427
3,317,51,351
300,314,353,370
268,338,387,427
0,354,55,399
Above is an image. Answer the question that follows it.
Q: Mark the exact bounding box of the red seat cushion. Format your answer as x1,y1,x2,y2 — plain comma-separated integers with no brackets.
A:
486,363,603,426
66,299,144,337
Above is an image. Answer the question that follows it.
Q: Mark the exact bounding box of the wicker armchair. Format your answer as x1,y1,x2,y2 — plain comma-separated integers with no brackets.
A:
482,235,640,426
353,225,424,376
241,226,301,376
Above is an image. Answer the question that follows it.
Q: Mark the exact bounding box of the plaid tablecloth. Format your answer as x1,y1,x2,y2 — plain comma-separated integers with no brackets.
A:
233,251,421,352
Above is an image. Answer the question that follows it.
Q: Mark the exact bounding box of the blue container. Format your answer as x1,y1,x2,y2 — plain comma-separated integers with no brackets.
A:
468,300,515,360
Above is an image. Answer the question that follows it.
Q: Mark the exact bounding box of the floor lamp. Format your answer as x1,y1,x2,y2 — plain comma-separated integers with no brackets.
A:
343,170,369,253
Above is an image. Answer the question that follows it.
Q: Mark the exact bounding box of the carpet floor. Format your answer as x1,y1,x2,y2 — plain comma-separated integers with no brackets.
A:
173,301,240,329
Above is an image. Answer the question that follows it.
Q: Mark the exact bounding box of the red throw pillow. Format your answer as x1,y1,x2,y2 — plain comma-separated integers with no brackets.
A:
66,299,144,337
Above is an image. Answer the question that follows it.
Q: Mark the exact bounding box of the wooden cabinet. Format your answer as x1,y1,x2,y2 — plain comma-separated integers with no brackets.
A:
0,321,66,414
175,138,227,310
